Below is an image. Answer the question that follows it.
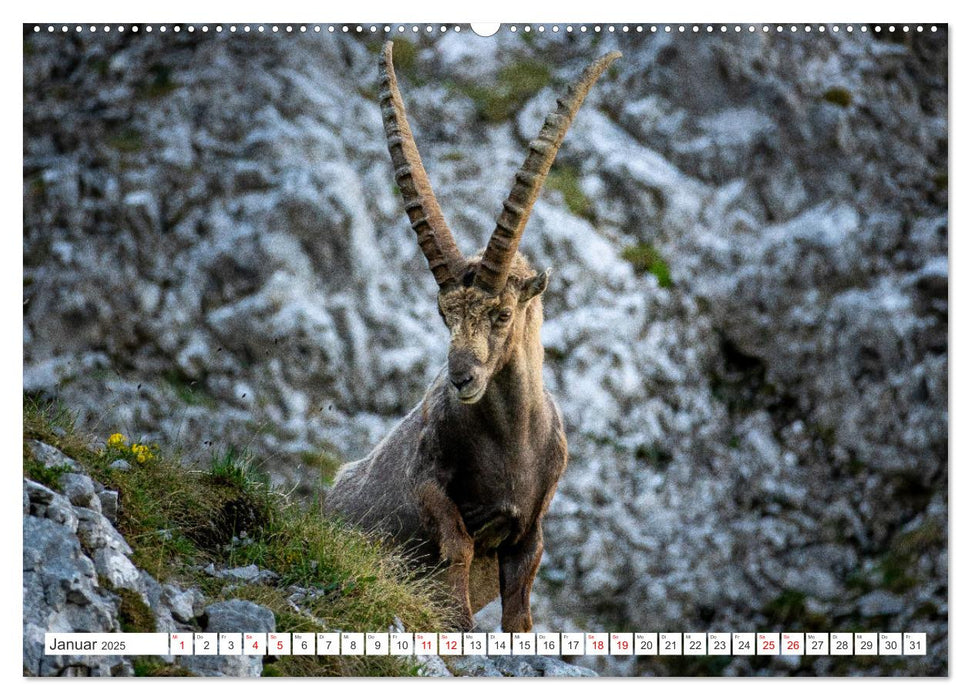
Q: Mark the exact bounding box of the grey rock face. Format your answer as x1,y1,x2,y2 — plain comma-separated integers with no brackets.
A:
492,655,598,678
22,465,206,677
201,600,276,634
27,440,79,473
179,600,276,677
23,515,128,677
98,490,120,523
162,584,201,624
416,654,453,677
212,564,280,585
441,651,597,677
24,478,79,532
75,507,131,555
443,655,502,677
858,591,906,618
23,28,948,676
108,459,132,472
217,564,261,582
58,473,100,512
91,548,141,591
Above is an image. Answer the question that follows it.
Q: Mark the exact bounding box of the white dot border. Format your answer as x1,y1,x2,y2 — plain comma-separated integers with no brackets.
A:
31,24,942,35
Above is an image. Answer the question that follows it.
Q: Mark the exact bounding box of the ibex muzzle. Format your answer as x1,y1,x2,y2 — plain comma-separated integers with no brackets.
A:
326,42,620,632
447,348,481,401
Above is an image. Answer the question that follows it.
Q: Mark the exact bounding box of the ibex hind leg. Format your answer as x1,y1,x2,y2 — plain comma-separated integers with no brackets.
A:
468,553,500,615
428,552,497,630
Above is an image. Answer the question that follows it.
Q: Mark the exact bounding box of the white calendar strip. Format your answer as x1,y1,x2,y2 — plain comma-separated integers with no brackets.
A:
45,632,927,657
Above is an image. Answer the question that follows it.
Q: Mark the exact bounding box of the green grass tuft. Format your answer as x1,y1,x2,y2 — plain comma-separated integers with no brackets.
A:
23,450,72,489
208,447,265,489
116,587,158,633
133,658,195,676
300,449,343,487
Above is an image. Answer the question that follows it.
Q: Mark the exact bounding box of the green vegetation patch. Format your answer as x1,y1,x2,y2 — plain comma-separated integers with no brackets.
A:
115,587,158,633
634,442,673,469
93,443,273,570
546,165,594,220
621,243,672,288
163,370,216,407
300,449,343,487
762,589,828,631
457,58,553,124
133,658,196,676
876,519,943,595
390,38,418,74
108,127,144,153
822,87,853,108
138,63,180,99
23,448,72,489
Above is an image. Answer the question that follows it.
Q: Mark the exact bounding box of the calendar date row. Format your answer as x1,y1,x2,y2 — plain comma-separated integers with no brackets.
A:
47,632,927,657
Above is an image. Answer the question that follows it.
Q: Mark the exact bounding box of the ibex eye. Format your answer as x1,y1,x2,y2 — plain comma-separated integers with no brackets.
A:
497,309,513,323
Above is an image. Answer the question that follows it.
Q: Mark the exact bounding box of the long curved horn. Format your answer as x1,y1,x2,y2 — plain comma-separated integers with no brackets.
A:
379,41,465,287
475,51,622,295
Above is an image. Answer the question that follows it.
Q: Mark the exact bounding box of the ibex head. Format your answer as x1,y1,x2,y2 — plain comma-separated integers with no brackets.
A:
379,42,620,404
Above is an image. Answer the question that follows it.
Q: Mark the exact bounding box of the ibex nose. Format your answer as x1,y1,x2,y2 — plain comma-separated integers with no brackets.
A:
448,349,478,393
451,374,473,391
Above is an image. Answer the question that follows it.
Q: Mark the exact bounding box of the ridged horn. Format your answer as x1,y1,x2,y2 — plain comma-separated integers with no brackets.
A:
475,51,622,295
379,41,465,287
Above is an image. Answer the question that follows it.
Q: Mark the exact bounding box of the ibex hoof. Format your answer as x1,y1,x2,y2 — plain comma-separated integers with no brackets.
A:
501,613,533,634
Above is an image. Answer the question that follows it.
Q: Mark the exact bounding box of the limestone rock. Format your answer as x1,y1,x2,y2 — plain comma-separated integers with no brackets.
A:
179,600,276,677
58,472,100,512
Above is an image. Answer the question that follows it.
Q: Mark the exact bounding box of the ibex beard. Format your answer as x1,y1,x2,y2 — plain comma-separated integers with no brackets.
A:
325,42,620,633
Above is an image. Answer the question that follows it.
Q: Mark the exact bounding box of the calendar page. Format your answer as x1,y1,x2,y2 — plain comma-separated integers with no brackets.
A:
21,9,948,681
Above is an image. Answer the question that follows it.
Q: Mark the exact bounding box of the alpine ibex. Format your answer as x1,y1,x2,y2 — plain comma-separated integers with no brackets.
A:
326,42,620,632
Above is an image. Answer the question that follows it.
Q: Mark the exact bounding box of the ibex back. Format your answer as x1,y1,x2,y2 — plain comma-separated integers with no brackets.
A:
326,42,620,632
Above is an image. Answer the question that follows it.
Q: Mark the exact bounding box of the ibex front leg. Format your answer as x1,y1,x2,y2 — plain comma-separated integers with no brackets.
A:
413,480,475,631
498,527,543,633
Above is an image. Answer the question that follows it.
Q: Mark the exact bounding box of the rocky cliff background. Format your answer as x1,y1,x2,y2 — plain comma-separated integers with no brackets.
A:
23,25,947,675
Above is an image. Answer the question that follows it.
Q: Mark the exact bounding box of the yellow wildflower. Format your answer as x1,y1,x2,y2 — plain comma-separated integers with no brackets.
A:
107,433,127,449
131,443,154,464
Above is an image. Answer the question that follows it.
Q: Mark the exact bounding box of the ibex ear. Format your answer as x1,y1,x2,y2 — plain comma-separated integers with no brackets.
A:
520,268,551,303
